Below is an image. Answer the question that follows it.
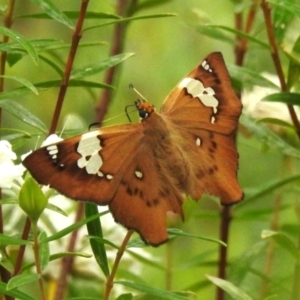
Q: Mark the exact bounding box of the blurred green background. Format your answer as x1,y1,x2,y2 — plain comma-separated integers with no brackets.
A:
1,0,300,299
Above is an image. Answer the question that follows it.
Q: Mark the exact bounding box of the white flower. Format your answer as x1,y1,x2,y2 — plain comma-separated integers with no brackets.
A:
0,140,25,196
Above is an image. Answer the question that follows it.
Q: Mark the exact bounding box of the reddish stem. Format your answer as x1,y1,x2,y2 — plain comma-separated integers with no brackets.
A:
49,0,89,135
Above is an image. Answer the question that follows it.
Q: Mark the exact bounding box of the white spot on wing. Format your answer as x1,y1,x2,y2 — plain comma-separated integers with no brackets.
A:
77,132,103,175
135,171,143,179
196,138,201,146
179,77,218,123
201,60,213,72
46,145,59,160
106,174,113,180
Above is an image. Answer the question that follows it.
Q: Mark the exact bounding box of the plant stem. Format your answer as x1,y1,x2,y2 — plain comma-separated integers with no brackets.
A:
49,0,89,135
103,230,134,299
54,203,85,300
260,0,300,140
94,0,131,123
216,206,231,300
32,222,46,300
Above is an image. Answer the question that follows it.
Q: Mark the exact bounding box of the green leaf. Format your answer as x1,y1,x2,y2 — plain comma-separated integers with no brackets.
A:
0,80,113,101
84,13,177,31
286,36,300,90
38,231,50,270
268,0,300,19
134,0,174,12
228,65,279,89
7,273,40,290
207,276,253,300
40,210,109,243
273,0,296,43
167,228,226,246
0,233,31,246
256,117,294,128
0,281,36,300
239,114,300,159
116,293,133,300
30,0,74,29
262,92,300,105
17,11,120,20
0,100,47,133
85,203,110,277
71,53,135,79
115,281,193,300
204,25,270,49
236,174,300,208
19,177,48,223
22,251,92,272
261,230,300,259
0,26,38,64
0,75,39,94
196,25,234,44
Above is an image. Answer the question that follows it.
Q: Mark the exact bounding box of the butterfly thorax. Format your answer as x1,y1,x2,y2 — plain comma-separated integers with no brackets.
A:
140,110,189,192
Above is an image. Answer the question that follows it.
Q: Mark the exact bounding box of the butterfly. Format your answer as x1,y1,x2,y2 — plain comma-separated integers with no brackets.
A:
23,52,243,246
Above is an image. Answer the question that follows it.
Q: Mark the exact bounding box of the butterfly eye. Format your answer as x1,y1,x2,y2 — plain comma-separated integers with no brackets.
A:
138,109,149,119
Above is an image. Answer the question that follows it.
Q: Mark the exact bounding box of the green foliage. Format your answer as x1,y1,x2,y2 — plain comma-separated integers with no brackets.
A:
1,0,300,300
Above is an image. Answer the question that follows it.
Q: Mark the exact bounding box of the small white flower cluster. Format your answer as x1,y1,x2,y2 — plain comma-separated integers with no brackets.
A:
0,140,26,197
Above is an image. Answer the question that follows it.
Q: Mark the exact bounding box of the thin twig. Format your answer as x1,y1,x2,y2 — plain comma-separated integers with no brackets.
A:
103,230,134,299
54,203,85,300
94,0,130,124
216,206,231,300
48,0,89,135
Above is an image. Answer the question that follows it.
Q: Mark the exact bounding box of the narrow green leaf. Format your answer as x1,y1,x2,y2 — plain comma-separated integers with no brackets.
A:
30,0,74,29
71,53,135,79
256,117,294,128
116,294,133,300
286,36,300,90
262,92,300,105
85,203,110,277
196,25,234,44
207,276,253,300
7,273,40,291
38,231,50,270
0,75,39,94
22,251,92,272
236,174,300,208
204,25,270,49
261,230,300,259
0,233,31,246
17,11,120,20
40,210,109,243
0,100,47,133
0,80,113,101
273,0,295,43
115,281,192,300
0,26,38,64
0,281,36,300
19,177,48,223
268,0,300,19
135,0,173,12
167,228,226,246
228,65,279,89
239,114,300,159
84,13,177,31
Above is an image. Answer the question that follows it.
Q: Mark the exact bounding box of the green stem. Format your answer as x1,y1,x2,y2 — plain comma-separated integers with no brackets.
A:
32,222,46,300
103,230,134,299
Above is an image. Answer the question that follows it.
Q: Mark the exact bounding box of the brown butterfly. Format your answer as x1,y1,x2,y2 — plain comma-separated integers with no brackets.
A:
23,52,243,246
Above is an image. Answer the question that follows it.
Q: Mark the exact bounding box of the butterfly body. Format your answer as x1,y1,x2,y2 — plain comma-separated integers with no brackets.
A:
23,52,243,246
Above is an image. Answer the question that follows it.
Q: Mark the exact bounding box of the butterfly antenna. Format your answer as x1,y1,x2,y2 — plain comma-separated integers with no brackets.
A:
129,83,147,101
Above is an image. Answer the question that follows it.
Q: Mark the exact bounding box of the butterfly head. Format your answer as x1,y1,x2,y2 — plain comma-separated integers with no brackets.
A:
135,99,155,119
